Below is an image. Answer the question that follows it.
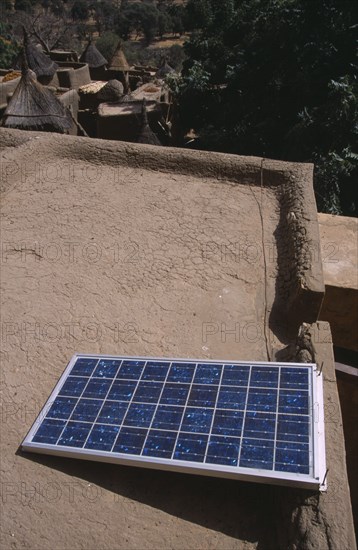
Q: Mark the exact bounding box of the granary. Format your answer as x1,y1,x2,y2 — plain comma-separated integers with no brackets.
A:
80,40,107,69
107,39,130,74
97,79,124,103
136,98,161,145
79,39,107,80
52,62,91,90
96,97,166,142
49,49,79,63
14,27,58,85
0,56,73,134
156,57,175,79
0,127,355,549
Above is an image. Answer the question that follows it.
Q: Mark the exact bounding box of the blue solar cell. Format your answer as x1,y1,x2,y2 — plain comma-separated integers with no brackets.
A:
221,365,250,386
32,418,66,444
133,382,162,403
151,405,184,431
280,368,309,390
85,424,120,451
181,407,213,433
275,442,310,473
107,380,137,401
97,401,128,425
82,379,112,399
212,409,243,437
239,439,274,470
93,359,122,378
206,435,240,466
250,366,279,387
58,376,88,397
142,430,177,458
46,397,77,420
275,462,310,474
142,362,169,381
116,360,145,380
70,358,98,377
123,403,156,428
71,398,103,422
243,411,276,439
160,383,190,405
277,415,310,443
247,388,277,412
58,421,92,447
217,387,247,409
187,384,218,407
174,434,208,462
193,364,222,384
167,363,195,383
113,427,147,454
278,390,309,414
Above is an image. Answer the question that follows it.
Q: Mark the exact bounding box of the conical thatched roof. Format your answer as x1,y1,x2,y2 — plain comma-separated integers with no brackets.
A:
14,27,58,78
80,39,107,68
108,40,130,72
156,58,175,79
136,99,161,146
1,55,72,134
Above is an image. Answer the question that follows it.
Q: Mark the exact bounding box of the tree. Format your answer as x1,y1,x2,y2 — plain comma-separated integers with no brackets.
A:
0,23,20,68
96,31,120,61
114,3,159,45
158,12,171,39
176,0,358,216
14,0,36,13
71,0,89,21
93,1,116,34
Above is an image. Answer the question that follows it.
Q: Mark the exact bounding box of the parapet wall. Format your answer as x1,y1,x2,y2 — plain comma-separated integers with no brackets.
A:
318,213,358,351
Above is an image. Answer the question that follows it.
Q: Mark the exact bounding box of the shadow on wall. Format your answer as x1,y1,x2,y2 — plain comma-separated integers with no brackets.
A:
17,448,316,548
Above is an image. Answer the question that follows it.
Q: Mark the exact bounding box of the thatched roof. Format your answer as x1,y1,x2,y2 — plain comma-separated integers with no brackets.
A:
14,27,58,78
156,58,175,79
1,57,72,134
136,99,161,146
108,40,130,72
80,40,107,68
97,79,124,102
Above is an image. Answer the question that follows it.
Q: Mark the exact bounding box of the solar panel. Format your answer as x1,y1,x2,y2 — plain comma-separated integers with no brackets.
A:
21,355,327,490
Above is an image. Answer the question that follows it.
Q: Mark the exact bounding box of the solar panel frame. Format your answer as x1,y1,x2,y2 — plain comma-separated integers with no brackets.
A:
21,354,327,491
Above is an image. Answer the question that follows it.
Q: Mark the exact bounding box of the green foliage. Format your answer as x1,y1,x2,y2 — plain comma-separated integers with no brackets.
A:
122,42,184,71
168,44,185,71
96,31,120,61
114,1,187,44
71,0,89,21
3,0,13,10
93,1,117,34
14,0,37,12
114,3,158,44
0,23,20,69
178,0,358,216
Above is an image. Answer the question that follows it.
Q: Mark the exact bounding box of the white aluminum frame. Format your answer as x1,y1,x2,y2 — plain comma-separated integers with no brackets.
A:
22,354,327,491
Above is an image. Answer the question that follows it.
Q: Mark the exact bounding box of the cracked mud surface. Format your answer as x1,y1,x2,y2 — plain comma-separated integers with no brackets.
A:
0,129,354,550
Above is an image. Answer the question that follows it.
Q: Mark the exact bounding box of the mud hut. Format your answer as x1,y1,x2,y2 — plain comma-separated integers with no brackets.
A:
136,98,161,146
1,56,72,134
108,40,130,72
80,39,107,69
14,27,58,84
